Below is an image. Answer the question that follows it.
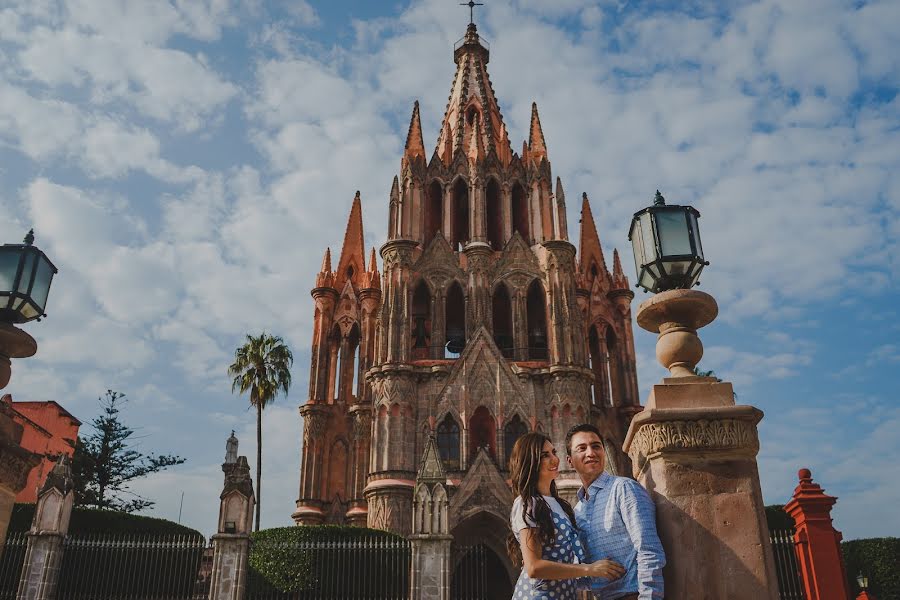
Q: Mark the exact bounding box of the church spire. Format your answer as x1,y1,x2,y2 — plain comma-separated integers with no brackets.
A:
612,249,629,289
528,102,548,162
335,191,366,289
315,247,334,288
403,100,426,168
578,192,608,279
434,23,512,166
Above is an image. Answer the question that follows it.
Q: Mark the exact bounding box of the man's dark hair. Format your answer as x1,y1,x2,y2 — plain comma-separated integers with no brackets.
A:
565,423,603,456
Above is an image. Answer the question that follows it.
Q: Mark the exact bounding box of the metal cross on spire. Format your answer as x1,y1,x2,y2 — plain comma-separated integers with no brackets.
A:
460,1,484,25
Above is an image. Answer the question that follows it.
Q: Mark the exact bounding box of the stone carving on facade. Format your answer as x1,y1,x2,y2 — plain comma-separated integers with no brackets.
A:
628,418,760,473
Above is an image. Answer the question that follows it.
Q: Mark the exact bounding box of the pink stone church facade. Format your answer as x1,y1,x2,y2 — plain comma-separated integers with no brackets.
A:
294,22,643,571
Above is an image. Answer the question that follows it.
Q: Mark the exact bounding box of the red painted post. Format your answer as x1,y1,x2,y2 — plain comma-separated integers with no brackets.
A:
784,468,850,600
856,592,875,600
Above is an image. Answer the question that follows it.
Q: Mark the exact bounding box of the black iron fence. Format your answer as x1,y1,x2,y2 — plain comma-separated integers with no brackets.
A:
0,532,27,600
770,529,805,600
246,536,410,599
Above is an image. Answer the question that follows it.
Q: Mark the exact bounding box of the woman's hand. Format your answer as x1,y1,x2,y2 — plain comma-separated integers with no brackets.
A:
584,559,625,580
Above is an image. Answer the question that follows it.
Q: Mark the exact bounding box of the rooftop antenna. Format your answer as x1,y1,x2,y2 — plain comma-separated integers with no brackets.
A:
460,1,484,25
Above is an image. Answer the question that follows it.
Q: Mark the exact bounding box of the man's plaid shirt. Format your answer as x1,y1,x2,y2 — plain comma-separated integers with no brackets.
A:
574,472,666,599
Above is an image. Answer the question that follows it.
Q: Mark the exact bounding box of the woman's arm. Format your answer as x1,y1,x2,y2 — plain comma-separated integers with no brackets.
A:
519,528,625,581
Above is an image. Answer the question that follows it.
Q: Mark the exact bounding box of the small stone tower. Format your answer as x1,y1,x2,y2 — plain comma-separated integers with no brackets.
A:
295,22,641,590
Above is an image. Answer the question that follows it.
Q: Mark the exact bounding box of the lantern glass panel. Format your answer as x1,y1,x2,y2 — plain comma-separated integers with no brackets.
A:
656,210,693,256
689,211,703,259
16,252,36,294
31,256,54,313
639,212,656,262
664,260,693,279
630,219,645,272
0,249,19,291
639,269,655,292
19,302,38,321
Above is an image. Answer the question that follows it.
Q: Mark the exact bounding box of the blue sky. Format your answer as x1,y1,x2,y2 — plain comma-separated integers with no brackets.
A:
0,0,897,540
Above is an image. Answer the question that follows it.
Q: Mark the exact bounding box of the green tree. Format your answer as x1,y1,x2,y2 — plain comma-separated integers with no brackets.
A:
72,390,185,513
228,333,293,531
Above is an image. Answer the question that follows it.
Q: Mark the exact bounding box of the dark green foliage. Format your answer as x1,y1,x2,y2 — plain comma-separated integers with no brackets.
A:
248,526,409,595
765,505,796,531
842,537,900,599
8,503,201,536
73,390,185,512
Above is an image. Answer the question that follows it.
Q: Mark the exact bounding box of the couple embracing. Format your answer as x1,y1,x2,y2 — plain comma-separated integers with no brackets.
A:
507,424,665,600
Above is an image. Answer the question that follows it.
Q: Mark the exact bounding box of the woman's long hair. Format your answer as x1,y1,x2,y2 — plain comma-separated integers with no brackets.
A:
505,432,577,566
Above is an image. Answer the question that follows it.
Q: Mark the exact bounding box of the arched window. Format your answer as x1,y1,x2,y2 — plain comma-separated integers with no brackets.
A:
327,325,342,402
343,324,360,401
445,282,466,357
503,415,528,465
469,406,496,459
452,178,469,250
512,182,529,242
588,326,609,407
436,415,460,470
425,181,443,246
486,179,503,250
526,280,548,360
606,328,619,406
411,281,431,359
492,283,513,358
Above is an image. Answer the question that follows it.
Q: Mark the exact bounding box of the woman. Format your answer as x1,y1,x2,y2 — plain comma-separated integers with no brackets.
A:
507,432,624,599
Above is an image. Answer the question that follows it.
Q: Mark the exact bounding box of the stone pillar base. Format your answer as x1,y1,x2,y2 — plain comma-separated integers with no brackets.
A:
208,534,250,600
624,379,779,600
410,535,452,600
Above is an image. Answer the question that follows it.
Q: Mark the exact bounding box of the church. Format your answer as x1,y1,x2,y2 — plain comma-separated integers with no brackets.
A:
293,19,643,586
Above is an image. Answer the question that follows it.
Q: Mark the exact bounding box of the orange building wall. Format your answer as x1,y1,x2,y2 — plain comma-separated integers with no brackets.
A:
1,395,80,503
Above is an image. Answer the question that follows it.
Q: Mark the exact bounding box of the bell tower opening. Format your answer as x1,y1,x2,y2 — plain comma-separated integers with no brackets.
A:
452,178,470,250
491,283,513,358
511,182,529,242
486,179,503,250
445,282,466,357
425,180,443,246
411,281,432,359
526,280,548,360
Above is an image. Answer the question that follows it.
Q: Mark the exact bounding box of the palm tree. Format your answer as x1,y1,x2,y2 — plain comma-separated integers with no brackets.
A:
228,333,293,531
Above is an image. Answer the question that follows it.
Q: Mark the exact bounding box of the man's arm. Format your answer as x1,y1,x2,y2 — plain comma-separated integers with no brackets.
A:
618,479,666,600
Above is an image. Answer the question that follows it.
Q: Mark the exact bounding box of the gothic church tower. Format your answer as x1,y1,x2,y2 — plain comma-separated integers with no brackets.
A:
295,23,640,574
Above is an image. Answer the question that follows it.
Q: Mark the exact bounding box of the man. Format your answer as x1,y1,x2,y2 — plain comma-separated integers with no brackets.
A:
566,423,665,600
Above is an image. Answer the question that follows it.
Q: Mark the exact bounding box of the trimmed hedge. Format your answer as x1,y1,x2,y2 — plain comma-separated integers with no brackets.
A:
765,504,795,531
842,537,900,600
249,526,408,595
8,503,202,536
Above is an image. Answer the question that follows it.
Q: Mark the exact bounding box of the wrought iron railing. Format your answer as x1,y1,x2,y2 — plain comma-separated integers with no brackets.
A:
770,529,805,600
246,537,410,599
0,532,27,600
56,533,210,600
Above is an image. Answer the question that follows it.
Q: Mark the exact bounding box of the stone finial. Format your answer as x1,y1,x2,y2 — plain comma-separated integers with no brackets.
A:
636,289,718,377
528,102,547,161
39,454,73,497
416,435,446,483
404,100,426,162
225,431,238,464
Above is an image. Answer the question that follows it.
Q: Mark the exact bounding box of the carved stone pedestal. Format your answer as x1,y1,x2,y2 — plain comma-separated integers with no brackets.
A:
209,440,255,600
623,289,778,599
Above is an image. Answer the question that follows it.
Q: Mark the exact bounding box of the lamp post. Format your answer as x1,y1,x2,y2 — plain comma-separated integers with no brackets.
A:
628,191,714,377
856,573,875,600
0,229,57,389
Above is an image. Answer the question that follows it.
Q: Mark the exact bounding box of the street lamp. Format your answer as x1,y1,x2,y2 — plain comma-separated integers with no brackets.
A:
628,191,707,294
0,229,57,388
629,192,717,377
856,573,869,591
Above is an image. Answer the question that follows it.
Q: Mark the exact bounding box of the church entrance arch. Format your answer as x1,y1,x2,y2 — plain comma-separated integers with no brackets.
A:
450,511,516,599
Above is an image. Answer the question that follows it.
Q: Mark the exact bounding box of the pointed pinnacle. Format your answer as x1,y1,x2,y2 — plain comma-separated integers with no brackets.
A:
555,177,565,204
404,100,426,160
368,247,377,272
390,176,399,200
467,113,484,161
528,102,547,158
612,248,626,286
321,247,332,273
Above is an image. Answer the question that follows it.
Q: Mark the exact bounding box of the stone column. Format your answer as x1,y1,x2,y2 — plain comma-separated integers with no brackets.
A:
209,439,255,600
784,469,850,600
16,455,74,600
409,436,452,600
623,289,779,600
